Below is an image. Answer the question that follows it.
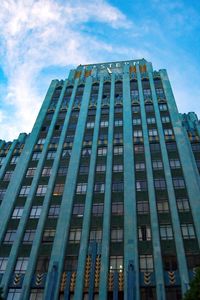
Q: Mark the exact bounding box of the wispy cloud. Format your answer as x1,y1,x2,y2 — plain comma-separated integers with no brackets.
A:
0,0,134,140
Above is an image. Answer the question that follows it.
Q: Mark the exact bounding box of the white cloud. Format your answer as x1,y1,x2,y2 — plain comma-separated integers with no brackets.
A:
0,0,133,141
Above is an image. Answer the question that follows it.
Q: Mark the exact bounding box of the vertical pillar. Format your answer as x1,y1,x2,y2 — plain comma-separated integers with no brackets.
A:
160,69,200,246
43,76,93,300
0,80,59,242
123,64,139,300
99,73,115,299
136,63,166,300
147,64,189,295
19,79,79,300
74,76,104,300
1,80,66,297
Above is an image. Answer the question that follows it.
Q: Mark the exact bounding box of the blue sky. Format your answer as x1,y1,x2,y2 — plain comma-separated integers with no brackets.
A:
0,0,200,140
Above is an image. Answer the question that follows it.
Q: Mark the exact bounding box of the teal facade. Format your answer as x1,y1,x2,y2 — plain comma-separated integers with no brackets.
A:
0,59,200,300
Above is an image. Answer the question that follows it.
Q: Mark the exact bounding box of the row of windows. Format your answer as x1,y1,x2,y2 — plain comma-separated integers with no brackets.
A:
3,223,195,246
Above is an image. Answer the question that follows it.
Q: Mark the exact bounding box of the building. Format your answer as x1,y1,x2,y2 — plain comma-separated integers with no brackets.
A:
0,59,200,300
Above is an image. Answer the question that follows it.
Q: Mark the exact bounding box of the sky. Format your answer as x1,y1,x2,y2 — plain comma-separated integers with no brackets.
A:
0,0,200,141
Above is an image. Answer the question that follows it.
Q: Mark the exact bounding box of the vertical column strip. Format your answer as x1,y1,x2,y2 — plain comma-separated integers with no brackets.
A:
19,79,80,300
147,64,189,294
0,80,59,241
99,73,115,299
136,64,166,300
1,80,66,297
160,69,200,245
123,65,140,300
74,76,104,300
43,76,93,300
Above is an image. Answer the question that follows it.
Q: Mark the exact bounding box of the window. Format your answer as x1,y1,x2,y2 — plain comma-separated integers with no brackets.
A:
96,164,106,173
114,107,122,113
160,225,173,240
100,120,109,127
113,146,123,155
14,257,29,273
23,230,35,244
32,152,41,161
191,143,200,152
137,201,149,214
62,149,71,158
94,183,105,193
110,256,123,272
4,230,16,244
0,257,8,273
50,137,59,144
112,182,123,192
30,206,42,218
152,160,163,170
35,256,49,272
76,183,87,194
133,118,141,125
92,203,104,216
0,156,6,166
58,166,68,176
0,189,6,200
161,116,170,123
3,171,13,181
115,120,123,127
8,289,22,299
154,178,166,190
136,180,147,191
144,89,151,96
82,148,92,157
147,117,156,124
156,88,164,96
48,205,60,218
157,200,169,213
19,185,31,197
111,228,123,242
47,151,56,159
69,228,81,243
30,289,44,300
114,132,123,142
164,129,173,136
135,162,145,171
181,224,195,239
37,138,45,145
176,198,190,212
134,145,144,153
72,204,85,217
149,129,158,136
113,164,123,172
132,105,140,113
36,185,48,196
145,104,154,112
97,147,107,156
112,202,123,215
10,155,19,164
86,121,95,129
42,229,56,243
150,143,160,152
64,256,78,272
173,178,185,189
133,130,143,137
79,165,89,174
170,159,181,169
53,183,64,195
42,167,52,176
12,207,24,219
26,168,36,177
138,225,151,241
159,104,167,111
139,255,153,272
90,229,102,242
166,142,177,151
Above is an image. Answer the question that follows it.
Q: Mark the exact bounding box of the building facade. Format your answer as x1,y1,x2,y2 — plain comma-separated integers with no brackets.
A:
0,59,200,300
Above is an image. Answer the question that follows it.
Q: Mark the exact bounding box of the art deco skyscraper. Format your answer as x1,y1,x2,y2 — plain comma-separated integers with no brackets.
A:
0,59,200,300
